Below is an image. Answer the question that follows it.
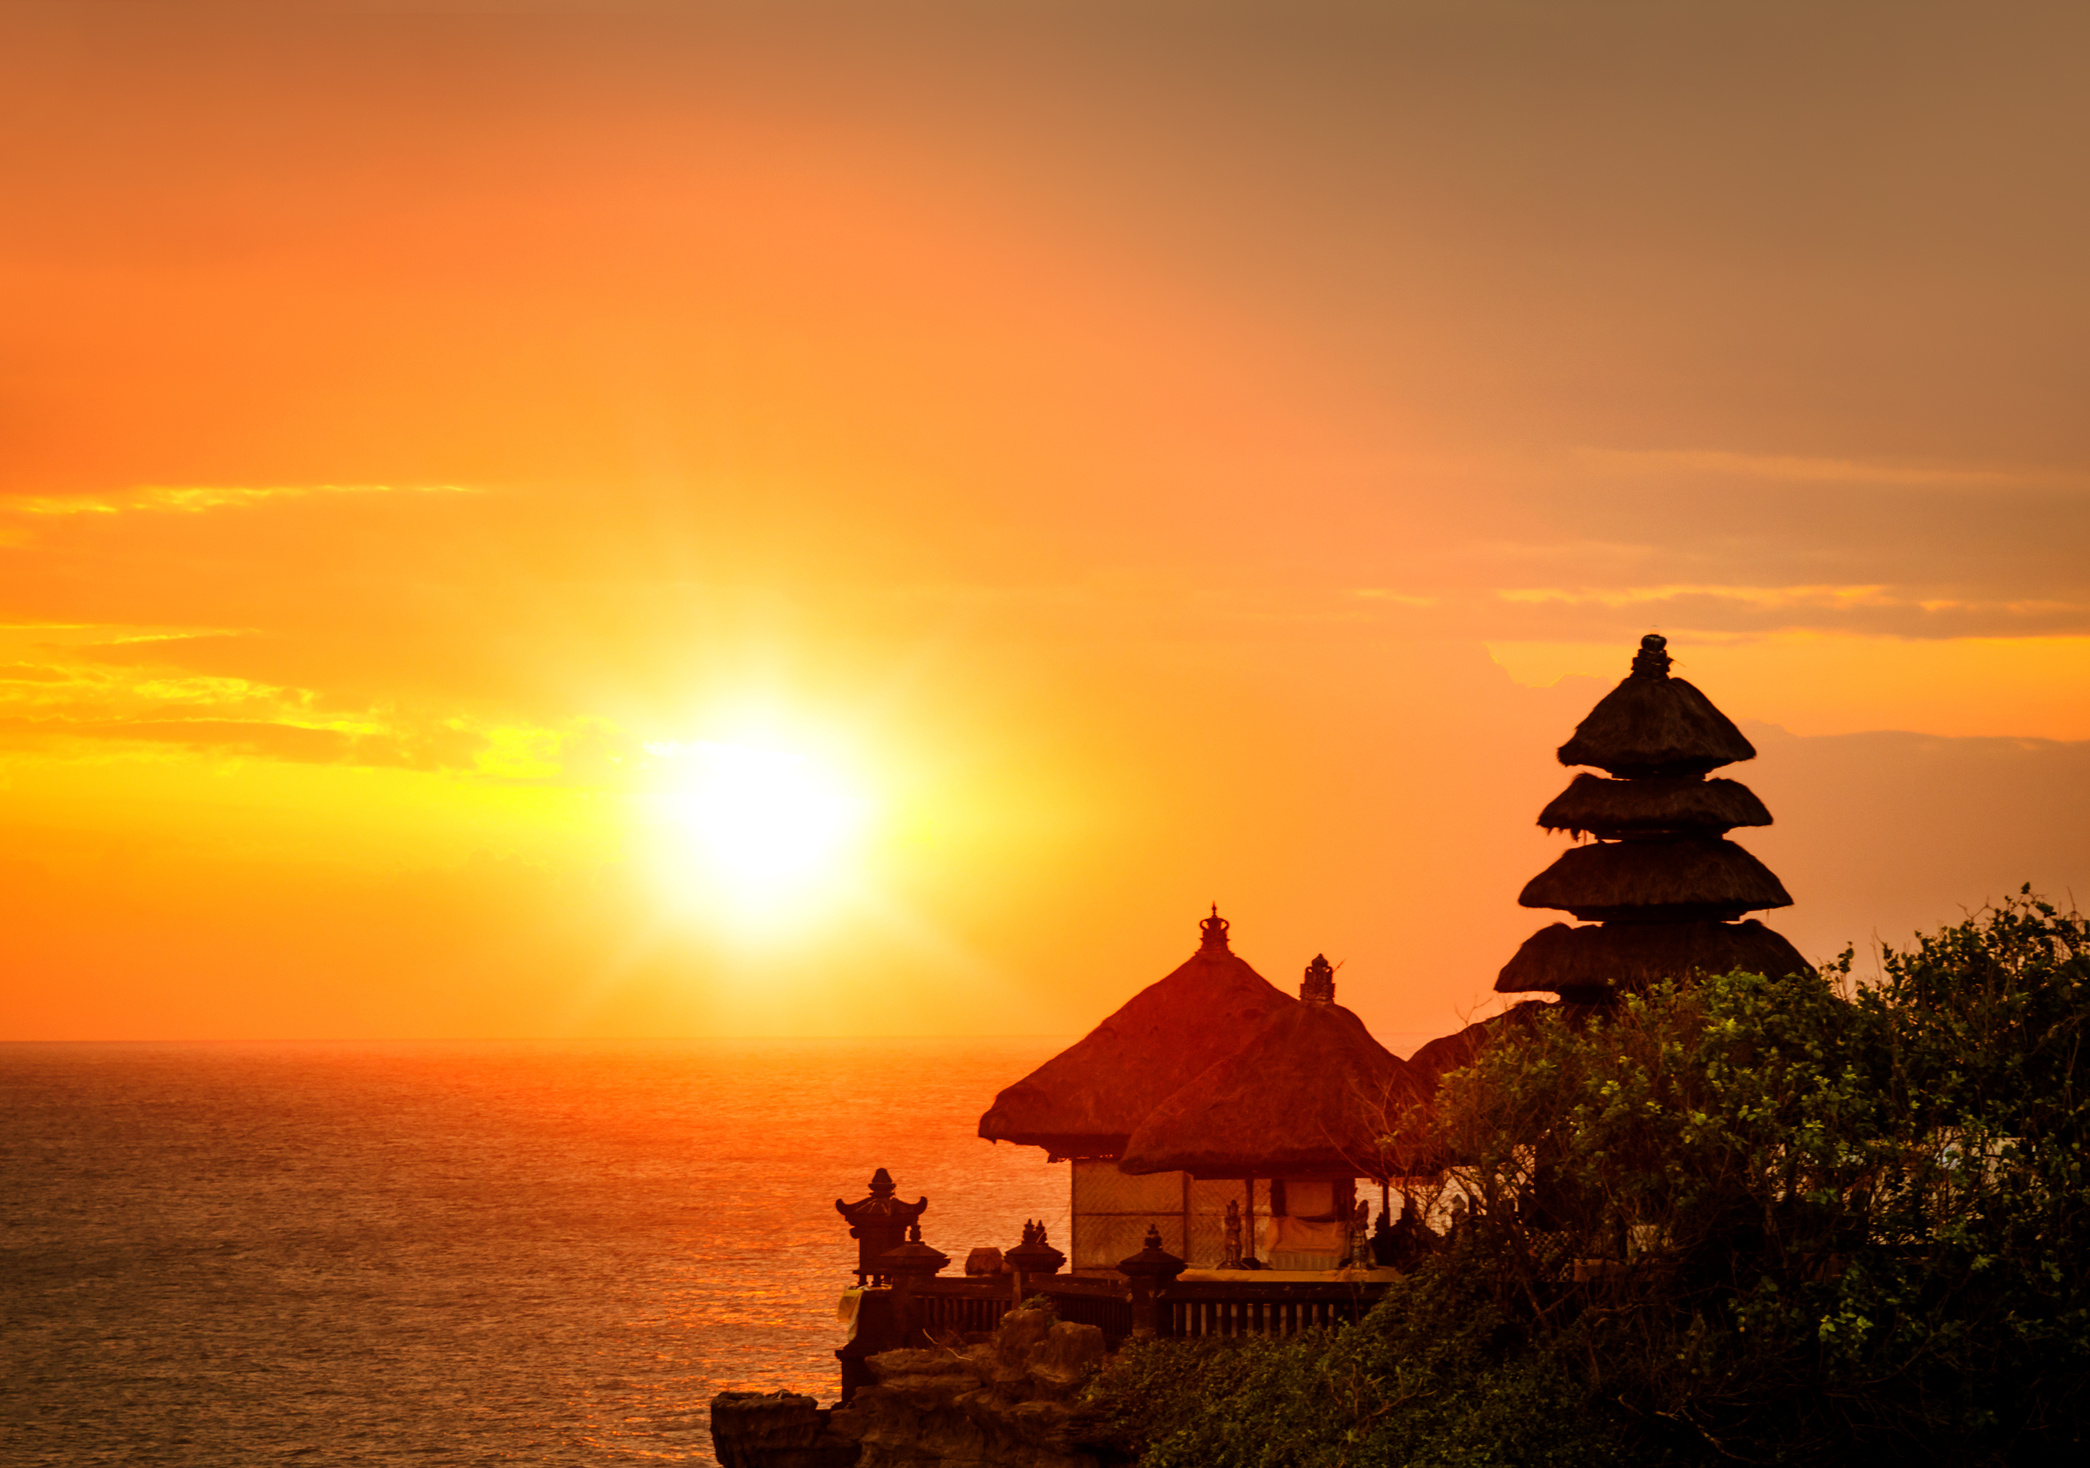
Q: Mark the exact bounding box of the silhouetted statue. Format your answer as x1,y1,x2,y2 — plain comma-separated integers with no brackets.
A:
1445,1194,1471,1253
1371,1194,1439,1270
835,1168,928,1286
1370,1202,1396,1266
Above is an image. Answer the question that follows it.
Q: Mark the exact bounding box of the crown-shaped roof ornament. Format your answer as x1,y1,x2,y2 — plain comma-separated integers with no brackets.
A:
1300,954,1336,1003
1630,632,1672,679
1556,634,1752,777
1199,903,1231,951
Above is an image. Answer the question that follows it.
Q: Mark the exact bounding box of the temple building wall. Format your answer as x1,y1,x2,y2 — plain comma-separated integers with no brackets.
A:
1068,1161,1249,1271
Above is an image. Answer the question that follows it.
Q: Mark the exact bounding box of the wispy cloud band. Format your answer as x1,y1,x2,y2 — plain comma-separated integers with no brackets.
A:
2,484,477,517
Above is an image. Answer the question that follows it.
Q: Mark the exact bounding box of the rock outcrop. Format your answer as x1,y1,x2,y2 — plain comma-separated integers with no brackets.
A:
712,1305,1111,1468
711,1391,861,1468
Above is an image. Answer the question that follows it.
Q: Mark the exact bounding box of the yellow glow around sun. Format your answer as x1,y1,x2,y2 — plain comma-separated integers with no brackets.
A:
644,738,870,927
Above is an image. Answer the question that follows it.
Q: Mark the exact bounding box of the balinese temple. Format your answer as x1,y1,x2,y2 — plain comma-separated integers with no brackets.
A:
1120,955,1422,1270
706,630,1838,1454
977,907,1296,1271
1498,633,1809,1005
980,635,1807,1265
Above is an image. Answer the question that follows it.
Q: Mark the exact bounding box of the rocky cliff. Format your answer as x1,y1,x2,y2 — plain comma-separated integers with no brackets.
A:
711,1305,1112,1468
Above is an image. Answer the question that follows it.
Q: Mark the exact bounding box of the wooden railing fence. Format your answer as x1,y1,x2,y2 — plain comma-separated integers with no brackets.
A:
903,1274,1385,1350
1160,1281,1381,1338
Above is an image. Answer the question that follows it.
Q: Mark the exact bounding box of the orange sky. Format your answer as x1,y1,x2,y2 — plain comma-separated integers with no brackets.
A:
3,2,2087,1043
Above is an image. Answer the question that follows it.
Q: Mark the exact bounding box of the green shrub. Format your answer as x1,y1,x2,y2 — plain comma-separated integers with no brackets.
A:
1087,1260,1638,1467
1084,893,2090,1466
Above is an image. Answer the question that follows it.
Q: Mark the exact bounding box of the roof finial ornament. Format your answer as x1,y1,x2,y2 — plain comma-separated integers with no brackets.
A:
1300,954,1336,1003
1199,903,1230,951
1630,632,1672,680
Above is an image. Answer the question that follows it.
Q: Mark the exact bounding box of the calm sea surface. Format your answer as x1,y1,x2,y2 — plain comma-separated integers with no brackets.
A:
0,1040,1071,1467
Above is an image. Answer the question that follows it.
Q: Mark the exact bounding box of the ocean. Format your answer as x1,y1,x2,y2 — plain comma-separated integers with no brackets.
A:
0,1039,1071,1466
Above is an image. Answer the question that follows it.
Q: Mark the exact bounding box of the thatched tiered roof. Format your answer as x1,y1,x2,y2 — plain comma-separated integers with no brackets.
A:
977,907,1293,1158
1518,838,1793,922
1118,956,1424,1179
1484,635,1808,1002
1538,774,1770,839
1555,636,1756,777
1497,919,1810,997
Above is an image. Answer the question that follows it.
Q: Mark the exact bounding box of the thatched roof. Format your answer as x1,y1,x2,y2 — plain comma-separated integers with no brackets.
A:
1117,962,1424,1179
1538,773,1770,839
1406,1000,1582,1093
1519,838,1792,921
1557,635,1756,778
1496,918,1811,996
977,907,1294,1158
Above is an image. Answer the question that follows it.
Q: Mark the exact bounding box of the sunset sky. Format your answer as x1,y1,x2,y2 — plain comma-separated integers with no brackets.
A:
4,1,2087,1044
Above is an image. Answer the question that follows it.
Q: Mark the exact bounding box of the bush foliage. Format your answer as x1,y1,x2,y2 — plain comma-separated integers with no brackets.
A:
1083,893,2090,1466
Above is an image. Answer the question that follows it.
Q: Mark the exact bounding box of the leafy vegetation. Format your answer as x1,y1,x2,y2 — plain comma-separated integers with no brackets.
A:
1083,892,2090,1466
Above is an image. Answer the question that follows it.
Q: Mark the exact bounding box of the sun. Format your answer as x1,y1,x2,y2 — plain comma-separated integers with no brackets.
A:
645,739,870,924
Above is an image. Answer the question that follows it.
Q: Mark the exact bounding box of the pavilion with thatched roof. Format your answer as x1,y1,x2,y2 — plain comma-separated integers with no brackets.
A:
978,906,1293,1158
1120,955,1424,1269
977,906,1298,1270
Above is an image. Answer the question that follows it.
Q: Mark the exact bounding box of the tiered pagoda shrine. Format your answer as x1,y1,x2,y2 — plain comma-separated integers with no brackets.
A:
1497,634,1808,1003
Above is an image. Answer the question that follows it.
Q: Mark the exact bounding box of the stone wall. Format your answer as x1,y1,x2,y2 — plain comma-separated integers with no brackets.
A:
712,1305,1112,1468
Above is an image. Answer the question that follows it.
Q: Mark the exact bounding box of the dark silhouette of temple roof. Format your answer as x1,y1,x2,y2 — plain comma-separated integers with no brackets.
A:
1497,919,1810,998
1518,837,1793,922
976,907,1293,1158
1488,635,1807,1001
1556,635,1757,777
1405,999,1584,1094
1118,956,1423,1179
1538,773,1771,840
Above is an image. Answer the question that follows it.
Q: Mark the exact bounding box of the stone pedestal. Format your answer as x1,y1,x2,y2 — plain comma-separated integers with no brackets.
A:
875,1223,951,1349
1004,1220,1066,1305
1115,1226,1187,1339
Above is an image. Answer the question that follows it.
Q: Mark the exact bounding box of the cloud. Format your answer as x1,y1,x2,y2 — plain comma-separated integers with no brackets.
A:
1574,448,2087,491
1499,583,1899,612
0,717,359,764
0,703,604,776
0,484,477,517
1348,589,1441,608
1480,583,2090,642
1487,632,2090,742
0,622,618,777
